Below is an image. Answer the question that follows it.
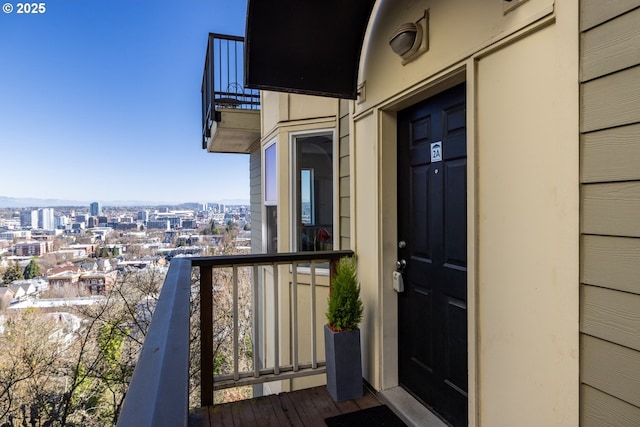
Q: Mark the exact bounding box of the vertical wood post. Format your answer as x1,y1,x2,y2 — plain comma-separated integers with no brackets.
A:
273,263,280,375
292,261,299,371
310,261,317,369
252,265,260,378
232,266,239,381
200,266,214,407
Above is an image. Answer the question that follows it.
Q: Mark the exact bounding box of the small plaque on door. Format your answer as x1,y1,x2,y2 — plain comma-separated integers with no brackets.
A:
431,141,442,163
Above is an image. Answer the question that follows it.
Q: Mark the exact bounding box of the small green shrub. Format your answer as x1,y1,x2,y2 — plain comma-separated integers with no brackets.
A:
326,257,363,332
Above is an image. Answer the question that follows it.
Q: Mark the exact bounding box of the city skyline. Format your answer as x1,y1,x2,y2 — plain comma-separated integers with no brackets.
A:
0,0,250,203
0,195,250,209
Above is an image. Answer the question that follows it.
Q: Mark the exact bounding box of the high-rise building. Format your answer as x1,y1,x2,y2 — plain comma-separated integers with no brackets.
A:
90,202,102,217
38,208,55,230
167,217,182,229
20,210,38,228
54,215,69,229
137,210,149,222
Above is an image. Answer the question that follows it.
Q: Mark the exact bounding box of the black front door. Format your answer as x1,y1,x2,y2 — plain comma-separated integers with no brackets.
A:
397,83,467,427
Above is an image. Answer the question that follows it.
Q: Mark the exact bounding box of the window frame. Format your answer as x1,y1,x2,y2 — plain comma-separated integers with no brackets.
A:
263,139,278,207
289,129,338,252
262,138,278,253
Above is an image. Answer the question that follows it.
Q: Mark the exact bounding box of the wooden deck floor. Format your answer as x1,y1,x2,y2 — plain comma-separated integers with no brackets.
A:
189,385,382,427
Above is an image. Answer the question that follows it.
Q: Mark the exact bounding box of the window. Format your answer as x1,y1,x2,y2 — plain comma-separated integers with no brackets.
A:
265,205,277,254
264,142,277,205
293,132,334,252
300,168,314,226
263,140,278,253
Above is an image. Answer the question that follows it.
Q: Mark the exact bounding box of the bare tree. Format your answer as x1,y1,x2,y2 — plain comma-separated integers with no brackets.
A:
0,267,167,426
0,311,62,421
0,227,251,425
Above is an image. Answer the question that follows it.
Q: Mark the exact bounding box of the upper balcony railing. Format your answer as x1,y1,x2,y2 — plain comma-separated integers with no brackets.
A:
201,33,260,149
117,250,353,427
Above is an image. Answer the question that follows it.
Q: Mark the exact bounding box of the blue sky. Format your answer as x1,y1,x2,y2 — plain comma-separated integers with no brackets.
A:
0,0,250,204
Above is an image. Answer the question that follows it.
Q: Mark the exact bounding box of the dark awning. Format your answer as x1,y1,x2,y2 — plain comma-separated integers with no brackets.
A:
245,0,376,100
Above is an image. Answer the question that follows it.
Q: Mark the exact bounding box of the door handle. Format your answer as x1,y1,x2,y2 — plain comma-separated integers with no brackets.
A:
396,259,407,272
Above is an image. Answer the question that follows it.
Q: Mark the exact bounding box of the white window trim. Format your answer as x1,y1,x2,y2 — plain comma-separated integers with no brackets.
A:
288,129,338,252
262,138,278,253
263,138,278,206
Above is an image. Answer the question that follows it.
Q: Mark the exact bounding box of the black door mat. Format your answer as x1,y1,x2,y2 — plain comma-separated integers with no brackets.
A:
325,405,407,427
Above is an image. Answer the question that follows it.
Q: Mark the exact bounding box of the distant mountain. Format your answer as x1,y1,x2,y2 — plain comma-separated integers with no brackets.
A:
0,196,88,208
0,196,250,209
214,198,250,206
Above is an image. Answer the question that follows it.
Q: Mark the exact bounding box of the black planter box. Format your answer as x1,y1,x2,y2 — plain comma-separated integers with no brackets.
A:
324,324,363,402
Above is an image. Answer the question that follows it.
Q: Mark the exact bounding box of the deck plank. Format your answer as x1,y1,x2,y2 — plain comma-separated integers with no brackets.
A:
272,392,305,427
230,399,257,426
266,394,297,426
284,389,326,427
307,386,343,419
209,402,235,427
249,396,282,427
278,393,318,427
189,385,382,427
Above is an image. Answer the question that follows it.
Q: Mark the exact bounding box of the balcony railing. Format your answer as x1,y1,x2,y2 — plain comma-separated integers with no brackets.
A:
201,33,260,149
117,250,353,427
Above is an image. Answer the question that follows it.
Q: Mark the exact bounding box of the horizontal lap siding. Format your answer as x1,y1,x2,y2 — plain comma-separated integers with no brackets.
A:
582,285,640,351
250,149,262,253
339,99,351,249
581,66,640,133
582,235,640,294
582,182,640,237
582,7,640,81
581,383,640,427
580,0,640,31
581,3,640,423
581,124,640,183
582,336,640,408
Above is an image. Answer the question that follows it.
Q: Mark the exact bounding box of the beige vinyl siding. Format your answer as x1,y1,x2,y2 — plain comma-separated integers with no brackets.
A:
583,235,640,295
582,284,640,352
580,0,640,31
250,148,262,253
582,6,640,81
338,98,351,249
581,66,640,132
581,384,640,427
582,182,640,237
580,3,640,422
582,335,640,407
581,124,640,183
